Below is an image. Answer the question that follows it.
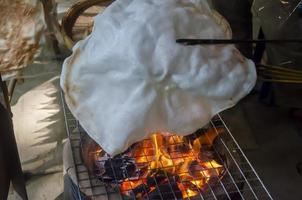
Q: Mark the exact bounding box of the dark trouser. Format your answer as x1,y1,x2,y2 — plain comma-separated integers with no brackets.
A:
0,102,27,199
0,142,10,200
211,0,253,58
0,96,10,199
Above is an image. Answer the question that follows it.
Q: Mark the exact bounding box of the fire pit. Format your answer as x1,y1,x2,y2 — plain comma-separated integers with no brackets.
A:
81,128,240,200
61,93,273,200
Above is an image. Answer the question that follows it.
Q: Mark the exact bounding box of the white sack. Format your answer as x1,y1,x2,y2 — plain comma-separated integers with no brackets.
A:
61,0,257,155
0,0,44,73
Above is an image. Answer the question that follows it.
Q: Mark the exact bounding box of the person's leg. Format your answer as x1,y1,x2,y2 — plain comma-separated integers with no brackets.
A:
0,145,10,200
211,0,253,58
0,104,12,199
0,99,28,199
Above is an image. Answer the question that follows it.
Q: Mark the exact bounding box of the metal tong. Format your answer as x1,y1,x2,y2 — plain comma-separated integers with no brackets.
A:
176,39,302,84
176,39,302,45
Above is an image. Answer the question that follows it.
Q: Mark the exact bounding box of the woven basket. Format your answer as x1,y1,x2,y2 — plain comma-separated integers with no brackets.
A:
61,0,114,49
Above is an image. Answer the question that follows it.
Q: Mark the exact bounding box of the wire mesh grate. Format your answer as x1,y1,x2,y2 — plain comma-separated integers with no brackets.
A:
61,92,273,200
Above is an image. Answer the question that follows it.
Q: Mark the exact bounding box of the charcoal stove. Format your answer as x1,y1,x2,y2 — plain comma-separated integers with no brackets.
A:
61,92,273,200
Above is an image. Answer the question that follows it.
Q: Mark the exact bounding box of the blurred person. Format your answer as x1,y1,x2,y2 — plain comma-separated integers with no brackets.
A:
211,0,302,114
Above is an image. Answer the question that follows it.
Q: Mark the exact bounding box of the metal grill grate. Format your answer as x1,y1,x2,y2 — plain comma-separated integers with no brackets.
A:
61,92,273,200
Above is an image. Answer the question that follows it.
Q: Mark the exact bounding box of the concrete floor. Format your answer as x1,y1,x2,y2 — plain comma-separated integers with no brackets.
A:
7,43,66,200
221,94,302,200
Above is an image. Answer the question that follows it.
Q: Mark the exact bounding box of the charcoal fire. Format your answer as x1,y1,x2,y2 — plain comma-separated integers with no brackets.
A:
86,127,227,199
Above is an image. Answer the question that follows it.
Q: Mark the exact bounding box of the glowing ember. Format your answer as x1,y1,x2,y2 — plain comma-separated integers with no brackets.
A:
95,128,225,199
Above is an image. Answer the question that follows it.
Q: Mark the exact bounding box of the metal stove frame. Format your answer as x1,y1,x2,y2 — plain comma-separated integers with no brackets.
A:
61,92,273,200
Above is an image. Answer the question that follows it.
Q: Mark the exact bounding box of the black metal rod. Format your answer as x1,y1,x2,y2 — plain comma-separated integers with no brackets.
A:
0,75,11,114
176,39,302,45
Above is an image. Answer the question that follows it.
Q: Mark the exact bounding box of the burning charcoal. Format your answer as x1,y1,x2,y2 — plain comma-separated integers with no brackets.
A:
184,128,207,145
168,143,190,153
189,160,206,178
147,172,166,186
210,138,227,166
212,120,223,127
119,142,141,156
103,156,136,181
147,170,177,187
133,184,148,194
177,143,191,153
198,145,216,161
147,175,165,187
132,184,149,197
146,183,182,200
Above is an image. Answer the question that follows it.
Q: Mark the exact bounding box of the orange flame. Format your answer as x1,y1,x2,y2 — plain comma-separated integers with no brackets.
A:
119,128,225,198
